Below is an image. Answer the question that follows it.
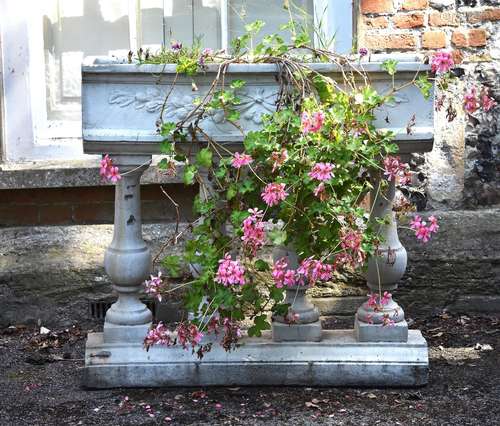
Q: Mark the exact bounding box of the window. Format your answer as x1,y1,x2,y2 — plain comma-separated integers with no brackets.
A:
0,0,353,162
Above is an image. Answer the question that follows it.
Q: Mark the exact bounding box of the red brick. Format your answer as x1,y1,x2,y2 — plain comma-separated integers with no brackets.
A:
451,30,467,47
393,13,425,28
73,203,115,224
422,31,447,48
39,205,74,225
363,16,389,28
401,0,428,11
468,29,487,46
429,11,459,27
452,29,487,47
361,0,394,14
452,50,464,64
467,8,500,24
0,206,39,226
364,34,417,50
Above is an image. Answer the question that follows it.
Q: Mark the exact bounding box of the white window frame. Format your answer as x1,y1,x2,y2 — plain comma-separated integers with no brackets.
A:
0,0,353,163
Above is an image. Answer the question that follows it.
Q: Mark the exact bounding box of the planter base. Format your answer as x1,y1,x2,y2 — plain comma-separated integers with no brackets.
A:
83,329,428,388
355,316,409,342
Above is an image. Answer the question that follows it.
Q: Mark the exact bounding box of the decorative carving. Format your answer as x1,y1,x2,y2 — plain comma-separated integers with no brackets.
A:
108,86,278,126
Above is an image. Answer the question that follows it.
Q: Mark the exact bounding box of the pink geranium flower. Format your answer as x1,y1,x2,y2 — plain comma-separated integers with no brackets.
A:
108,166,122,183
383,156,409,184
464,87,480,114
241,208,265,257
313,183,328,201
270,149,288,172
309,162,335,182
481,91,497,112
301,111,325,134
144,322,174,348
144,272,164,302
215,254,246,286
231,152,253,169
380,291,392,306
430,51,454,74
261,183,288,207
99,154,122,183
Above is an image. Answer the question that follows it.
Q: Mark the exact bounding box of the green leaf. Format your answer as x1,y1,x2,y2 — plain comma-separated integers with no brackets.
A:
244,20,265,35
415,74,433,100
254,259,270,272
227,183,238,200
268,228,287,246
160,140,175,155
161,255,182,278
183,165,197,185
195,148,213,168
230,79,246,89
230,210,249,227
226,110,241,122
160,121,176,137
381,59,398,76
292,31,311,48
238,179,255,195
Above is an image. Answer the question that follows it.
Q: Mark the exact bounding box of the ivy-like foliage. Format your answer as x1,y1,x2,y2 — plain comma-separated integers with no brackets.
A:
135,19,446,357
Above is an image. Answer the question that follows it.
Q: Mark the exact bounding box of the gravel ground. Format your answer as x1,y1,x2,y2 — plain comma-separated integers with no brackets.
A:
0,312,499,426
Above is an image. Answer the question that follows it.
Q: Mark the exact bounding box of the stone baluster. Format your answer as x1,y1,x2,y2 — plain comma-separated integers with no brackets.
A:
354,174,408,342
103,155,153,343
272,246,322,342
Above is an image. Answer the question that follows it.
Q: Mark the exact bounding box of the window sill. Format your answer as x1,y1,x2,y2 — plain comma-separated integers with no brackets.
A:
0,159,183,190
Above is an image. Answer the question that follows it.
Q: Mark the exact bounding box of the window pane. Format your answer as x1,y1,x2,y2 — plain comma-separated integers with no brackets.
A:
228,0,313,44
163,0,222,49
42,0,131,122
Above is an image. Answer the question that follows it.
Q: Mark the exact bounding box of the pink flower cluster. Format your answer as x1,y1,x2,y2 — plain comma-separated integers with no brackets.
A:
367,291,392,309
99,154,121,183
410,215,439,243
271,148,288,172
231,152,253,169
309,162,335,182
301,111,325,134
144,322,174,349
383,156,410,185
261,182,288,207
144,272,164,302
215,254,246,286
176,322,204,349
464,87,497,114
272,258,298,288
430,51,454,74
335,228,366,269
464,87,480,114
241,208,266,257
481,90,497,111
272,257,333,288
298,257,334,285
313,182,328,201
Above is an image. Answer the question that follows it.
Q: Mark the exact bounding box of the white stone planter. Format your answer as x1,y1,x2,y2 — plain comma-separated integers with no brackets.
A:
82,56,434,388
82,58,434,156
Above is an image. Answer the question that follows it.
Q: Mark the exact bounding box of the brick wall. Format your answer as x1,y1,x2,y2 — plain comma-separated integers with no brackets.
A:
360,0,498,59
360,0,500,208
0,184,197,227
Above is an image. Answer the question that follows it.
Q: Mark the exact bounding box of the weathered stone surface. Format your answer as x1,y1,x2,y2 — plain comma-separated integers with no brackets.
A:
0,159,183,190
1,208,498,327
0,224,189,327
84,330,429,388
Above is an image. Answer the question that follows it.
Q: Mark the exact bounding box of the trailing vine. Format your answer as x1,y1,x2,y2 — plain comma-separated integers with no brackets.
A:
98,17,496,358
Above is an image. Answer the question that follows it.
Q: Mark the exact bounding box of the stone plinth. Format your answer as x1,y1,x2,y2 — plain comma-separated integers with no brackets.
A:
83,329,428,388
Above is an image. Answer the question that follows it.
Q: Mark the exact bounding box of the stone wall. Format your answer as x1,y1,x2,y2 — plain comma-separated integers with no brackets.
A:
0,184,196,226
359,0,500,208
1,208,498,327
